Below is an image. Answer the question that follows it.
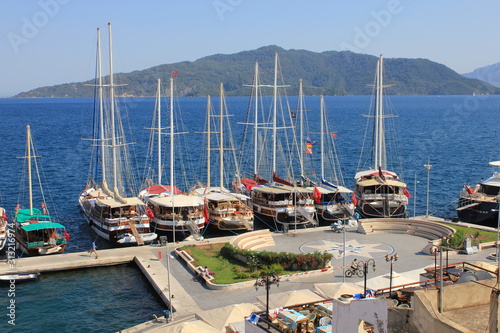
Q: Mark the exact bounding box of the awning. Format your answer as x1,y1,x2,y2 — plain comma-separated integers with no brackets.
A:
356,179,406,187
21,222,65,231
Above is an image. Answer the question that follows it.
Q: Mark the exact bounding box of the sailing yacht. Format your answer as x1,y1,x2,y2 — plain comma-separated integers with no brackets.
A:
235,61,270,194
247,54,316,229
14,125,67,256
139,78,205,237
0,208,7,252
457,161,500,226
314,95,354,223
79,24,157,245
353,55,409,218
191,84,254,231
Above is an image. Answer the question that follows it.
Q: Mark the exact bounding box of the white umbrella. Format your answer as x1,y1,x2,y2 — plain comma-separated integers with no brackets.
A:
159,320,219,333
195,303,262,332
314,282,364,300
257,289,326,309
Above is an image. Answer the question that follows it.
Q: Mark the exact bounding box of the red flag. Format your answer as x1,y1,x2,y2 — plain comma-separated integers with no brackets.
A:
203,197,210,223
351,192,358,206
403,188,411,197
465,186,474,194
146,206,155,219
64,231,71,242
313,186,322,204
173,72,178,77
331,133,337,137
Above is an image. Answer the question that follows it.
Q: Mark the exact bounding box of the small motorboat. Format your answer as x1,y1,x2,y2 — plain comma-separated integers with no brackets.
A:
0,273,39,283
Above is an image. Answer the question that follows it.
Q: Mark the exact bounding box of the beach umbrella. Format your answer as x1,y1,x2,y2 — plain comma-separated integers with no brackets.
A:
257,289,326,309
195,303,262,332
160,320,219,333
314,282,364,300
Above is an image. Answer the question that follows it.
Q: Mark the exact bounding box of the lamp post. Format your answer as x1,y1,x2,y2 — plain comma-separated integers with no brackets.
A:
362,259,376,297
413,173,418,218
341,218,348,283
385,253,398,298
255,271,280,324
492,205,500,263
424,158,432,218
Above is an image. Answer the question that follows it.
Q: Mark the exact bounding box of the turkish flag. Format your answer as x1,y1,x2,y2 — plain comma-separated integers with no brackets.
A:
203,197,210,223
313,186,322,204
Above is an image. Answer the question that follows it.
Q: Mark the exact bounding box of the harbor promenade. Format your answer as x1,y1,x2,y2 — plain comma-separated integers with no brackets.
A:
2,220,496,332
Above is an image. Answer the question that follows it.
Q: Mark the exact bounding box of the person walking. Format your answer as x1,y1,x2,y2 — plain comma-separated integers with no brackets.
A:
89,241,98,259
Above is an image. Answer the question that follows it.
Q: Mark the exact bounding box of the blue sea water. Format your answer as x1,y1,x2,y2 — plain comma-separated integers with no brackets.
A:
0,94,499,332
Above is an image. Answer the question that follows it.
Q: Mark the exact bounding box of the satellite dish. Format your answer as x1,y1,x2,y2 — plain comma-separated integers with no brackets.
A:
475,270,493,281
457,272,479,284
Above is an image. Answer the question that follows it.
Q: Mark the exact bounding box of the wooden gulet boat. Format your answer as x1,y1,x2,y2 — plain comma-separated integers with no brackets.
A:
14,125,68,256
0,207,7,252
79,24,156,245
353,55,410,218
248,53,316,229
139,78,205,240
313,95,354,224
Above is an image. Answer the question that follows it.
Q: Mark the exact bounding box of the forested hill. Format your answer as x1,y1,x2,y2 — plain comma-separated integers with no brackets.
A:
15,45,499,98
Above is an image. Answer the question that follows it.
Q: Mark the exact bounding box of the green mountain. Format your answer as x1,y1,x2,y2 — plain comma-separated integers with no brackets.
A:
14,45,500,98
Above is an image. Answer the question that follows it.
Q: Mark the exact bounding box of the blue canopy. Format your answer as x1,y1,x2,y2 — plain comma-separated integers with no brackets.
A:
21,222,65,232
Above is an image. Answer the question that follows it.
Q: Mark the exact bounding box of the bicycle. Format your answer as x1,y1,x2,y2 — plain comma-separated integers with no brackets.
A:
345,266,364,278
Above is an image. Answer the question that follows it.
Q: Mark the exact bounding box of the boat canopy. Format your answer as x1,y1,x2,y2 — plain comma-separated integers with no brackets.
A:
355,169,399,180
252,184,313,194
149,194,204,207
16,208,52,223
97,197,145,208
356,178,406,187
21,222,65,231
317,185,353,194
145,185,183,195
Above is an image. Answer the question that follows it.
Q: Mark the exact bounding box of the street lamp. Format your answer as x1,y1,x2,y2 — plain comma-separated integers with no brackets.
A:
362,259,376,297
424,158,432,218
254,271,280,324
491,205,500,263
385,253,398,298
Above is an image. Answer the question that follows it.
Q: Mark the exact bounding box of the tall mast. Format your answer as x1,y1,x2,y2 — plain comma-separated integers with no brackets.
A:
374,54,386,170
169,76,175,244
219,83,224,190
253,62,259,175
272,52,278,176
97,28,106,185
320,95,325,179
169,77,174,195
206,95,211,187
27,125,33,215
299,79,304,177
156,79,162,184
108,23,118,193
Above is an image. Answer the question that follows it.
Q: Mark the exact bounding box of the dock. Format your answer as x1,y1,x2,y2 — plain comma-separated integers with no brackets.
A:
0,244,202,319
2,223,498,332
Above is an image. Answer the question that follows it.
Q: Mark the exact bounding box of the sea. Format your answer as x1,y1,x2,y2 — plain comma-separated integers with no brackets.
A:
0,94,499,332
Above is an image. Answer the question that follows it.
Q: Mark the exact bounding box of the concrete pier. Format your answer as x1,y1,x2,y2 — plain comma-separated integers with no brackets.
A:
2,224,497,332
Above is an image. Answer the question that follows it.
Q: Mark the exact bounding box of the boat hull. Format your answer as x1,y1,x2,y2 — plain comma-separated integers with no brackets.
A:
457,197,498,227
356,200,406,218
79,188,156,245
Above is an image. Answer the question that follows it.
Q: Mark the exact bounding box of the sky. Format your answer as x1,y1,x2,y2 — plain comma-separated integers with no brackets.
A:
1,0,499,97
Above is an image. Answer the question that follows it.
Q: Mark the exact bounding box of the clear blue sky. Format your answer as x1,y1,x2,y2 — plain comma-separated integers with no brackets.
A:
1,0,499,97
